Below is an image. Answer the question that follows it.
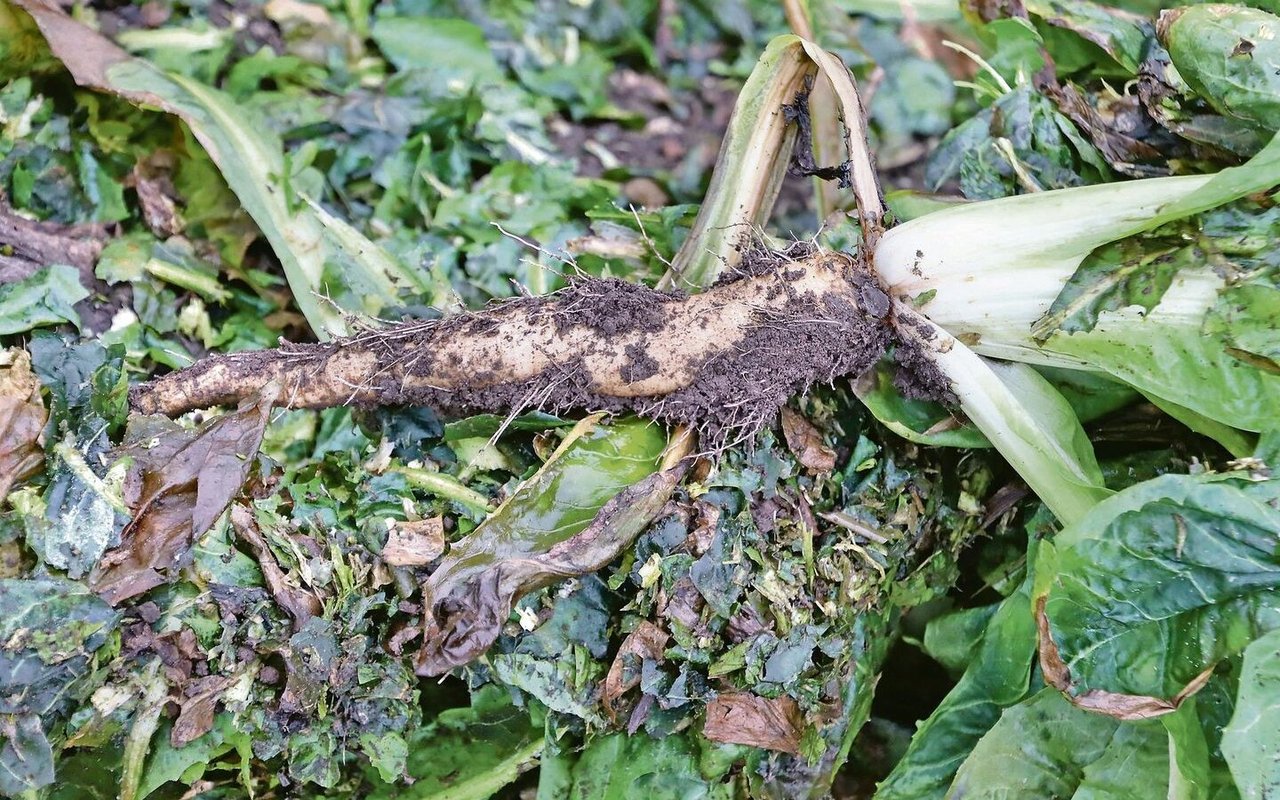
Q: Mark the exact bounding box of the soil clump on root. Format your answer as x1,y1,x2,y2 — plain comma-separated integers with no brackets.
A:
131,250,934,445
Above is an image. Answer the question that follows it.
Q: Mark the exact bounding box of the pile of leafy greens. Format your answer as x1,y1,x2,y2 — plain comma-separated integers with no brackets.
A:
0,0,1278,798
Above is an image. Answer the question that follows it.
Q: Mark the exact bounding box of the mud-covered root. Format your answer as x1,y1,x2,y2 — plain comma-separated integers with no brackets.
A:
130,252,895,443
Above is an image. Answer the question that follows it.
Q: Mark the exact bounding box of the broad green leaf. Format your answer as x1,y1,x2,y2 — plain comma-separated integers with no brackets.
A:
1032,228,1193,339
877,127,1280,374
0,264,88,335
884,190,971,222
1032,203,1280,433
1040,473,1280,699
1222,628,1280,799
1025,0,1150,74
537,731,736,800
1046,316,1280,433
878,173,1208,363
368,685,542,800
1035,366,1138,424
417,417,674,675
855,363,1135,452
1205,282,1280,371
875,581,1037,800
0,713,55,796
922,603,1000,675
370,17,502,81
16,1,427,339
1142,393,1257,459
0,578,116,717
1163,700,1212,800
443,411,571,442
46,746,123,800
946,689,1171,800
1161,5,1280,133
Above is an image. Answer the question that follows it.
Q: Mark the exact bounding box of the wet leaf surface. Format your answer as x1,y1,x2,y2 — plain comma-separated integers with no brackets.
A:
416,417,673,675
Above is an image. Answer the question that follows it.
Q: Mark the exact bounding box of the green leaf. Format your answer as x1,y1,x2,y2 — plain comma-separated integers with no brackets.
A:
0,578,117,717
16,1,427,339
947,689,1171,799
0,264,88,335
854,361,991,449
1032,227,1193,338
1141,392,1257,459
924,87,1107,199
0,713,55,796
537,732,736,800
370,17,501,81
1161,5,1280,133
1026,0,1150,74
1163,700,1212,800
1035,366,1139,423
368,685,542,800
922,603,1000,675
417,416,672,675
875,581,1037,800
1206,282,1280,371
1222,628,1280,799
136,715,252,799
1040,473,1280,699
1046,317,1280,433
895,312,1111,524
878,128,1280,390
443,411,571,442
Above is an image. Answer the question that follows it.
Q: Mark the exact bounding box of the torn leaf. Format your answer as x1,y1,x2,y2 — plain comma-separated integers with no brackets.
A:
703,692,805,755
380,516,445,567
0,349,46,500
602,620,669,724
780,407,836,473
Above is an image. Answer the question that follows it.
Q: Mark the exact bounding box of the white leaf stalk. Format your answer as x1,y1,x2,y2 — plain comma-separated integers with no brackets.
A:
874,175,1217,366
873,132,1280,443
895,306,1111,525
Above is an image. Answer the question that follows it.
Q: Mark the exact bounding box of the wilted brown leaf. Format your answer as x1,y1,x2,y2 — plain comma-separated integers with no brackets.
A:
381,517,446,567
130,152,183,238
171,674,236,747
0,195,108,284
229,504,321,629
1046,83,1164,176
602,621,669,724
91,386,277,605
703,692,805,754
10,0,161,109
0,349,46,500
1036,596,1212,720
780,407,836,473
